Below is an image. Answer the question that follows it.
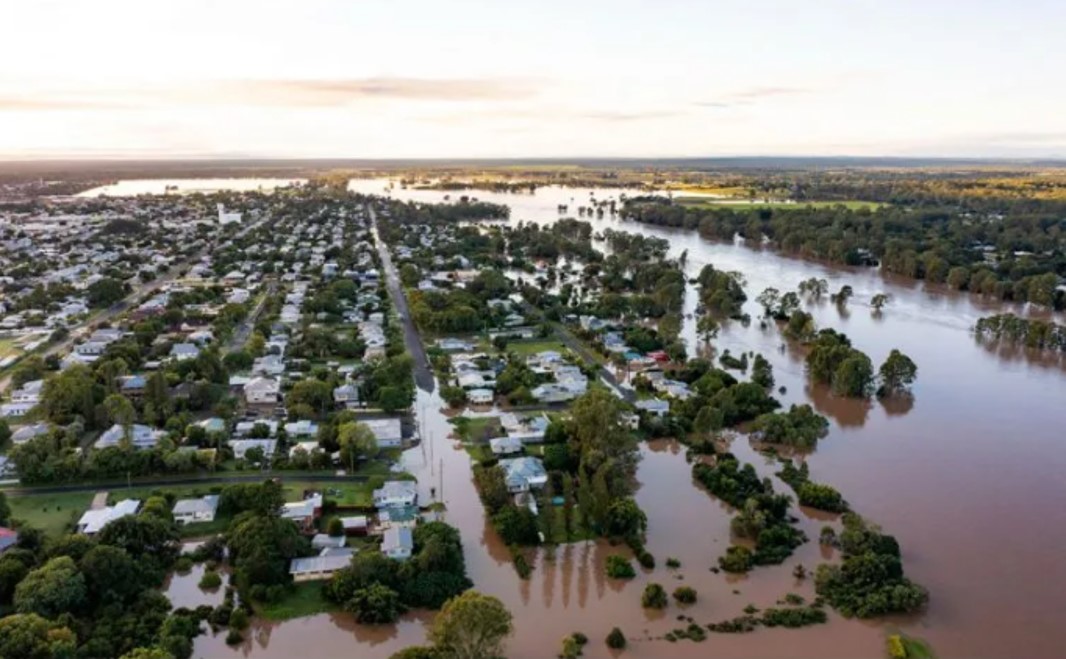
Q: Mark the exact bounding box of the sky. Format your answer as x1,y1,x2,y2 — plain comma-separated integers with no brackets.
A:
1,0,1064,159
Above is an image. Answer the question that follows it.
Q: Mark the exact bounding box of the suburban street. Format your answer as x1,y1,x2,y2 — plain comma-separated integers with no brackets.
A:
368,205,436,393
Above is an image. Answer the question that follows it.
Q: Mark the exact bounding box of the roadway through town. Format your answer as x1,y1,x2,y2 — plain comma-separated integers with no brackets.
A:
368,205,435,393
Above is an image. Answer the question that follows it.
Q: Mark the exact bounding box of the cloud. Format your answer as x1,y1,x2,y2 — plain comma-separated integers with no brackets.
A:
0,77,541,112
573,110,683,122
694,84,816,109
0,95,124,111
213,77,540,106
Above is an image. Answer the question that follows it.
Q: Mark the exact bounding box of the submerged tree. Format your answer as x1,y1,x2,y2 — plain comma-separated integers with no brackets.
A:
877,349,918,396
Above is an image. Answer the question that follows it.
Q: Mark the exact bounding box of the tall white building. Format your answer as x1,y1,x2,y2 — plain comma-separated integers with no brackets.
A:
217,203,242,225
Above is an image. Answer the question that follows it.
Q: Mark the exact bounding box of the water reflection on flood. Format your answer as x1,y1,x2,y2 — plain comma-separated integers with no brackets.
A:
191,179,1066,658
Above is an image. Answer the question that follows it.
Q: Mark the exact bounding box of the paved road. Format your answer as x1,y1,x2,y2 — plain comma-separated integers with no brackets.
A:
1,471,369,497
226,279,276,351
368,205,435,393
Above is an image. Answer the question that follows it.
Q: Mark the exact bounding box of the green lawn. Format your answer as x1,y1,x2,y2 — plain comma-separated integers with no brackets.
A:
255,581,339,621
505,340,568,357
7,491,94,537
675,197,883,211
450,416,502,443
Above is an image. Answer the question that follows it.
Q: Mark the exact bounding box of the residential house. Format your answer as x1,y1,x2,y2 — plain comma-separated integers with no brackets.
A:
311,534,347,550
290,547,356,582
95,423,164,450
172,495,220,525
378,505,419,530
382,526,414,561
467,388,494,405
229,438,277,459
340,516,368,536
244,377,280,404
333,383,360,408
362,418,403,448
280,493,323,529
11,422,49,445
635,398,670,417
373,480,418,509
498,457,549,493
489,436,523,456
169,343,200,361
77,499,140,535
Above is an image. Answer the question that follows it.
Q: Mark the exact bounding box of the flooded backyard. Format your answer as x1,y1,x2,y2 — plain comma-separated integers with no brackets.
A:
183,178,1066,658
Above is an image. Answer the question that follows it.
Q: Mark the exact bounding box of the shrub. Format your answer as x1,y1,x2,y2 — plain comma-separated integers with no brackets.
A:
225,629,243,645
605,555,636,580
199,570,222,589
641,583,668,609
636,550,655,569
229,608,249,630
672,586,697,605
665,557,681,569
605,627,626,649
174,557,193,574
886,634,907,659
718,546,754,573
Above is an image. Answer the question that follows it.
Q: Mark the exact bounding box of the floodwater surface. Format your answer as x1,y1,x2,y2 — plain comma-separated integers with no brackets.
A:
196,180,1066,658
78,178,306,196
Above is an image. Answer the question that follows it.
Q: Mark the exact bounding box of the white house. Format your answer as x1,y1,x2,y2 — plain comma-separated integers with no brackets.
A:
95,424,164,450
498,457,549,493
169,343,200,361
635,398,670,417
229,438,277,459
467,388,494,405
244,377,280,404
172,495,220,525
0,402,35,417
489,436,523,456
290,547,355,582
362,418,403,448
77,499,140,535
333,383,360,408
382,526,414,561
372,480,418,509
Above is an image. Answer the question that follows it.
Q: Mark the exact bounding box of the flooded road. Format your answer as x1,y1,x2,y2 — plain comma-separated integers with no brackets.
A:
194,179,1066,658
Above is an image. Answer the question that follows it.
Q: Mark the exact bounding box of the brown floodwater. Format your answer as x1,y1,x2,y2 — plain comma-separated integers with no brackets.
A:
194,180,1066,658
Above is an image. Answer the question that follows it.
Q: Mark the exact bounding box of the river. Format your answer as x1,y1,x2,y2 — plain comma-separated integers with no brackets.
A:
177,177,1066,658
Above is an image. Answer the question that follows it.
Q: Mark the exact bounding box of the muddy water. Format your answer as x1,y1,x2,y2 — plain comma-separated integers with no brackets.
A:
196,180,1066,658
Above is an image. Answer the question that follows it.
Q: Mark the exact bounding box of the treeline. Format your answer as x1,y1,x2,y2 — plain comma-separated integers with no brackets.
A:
974,313,1066,353
622,198,1066,308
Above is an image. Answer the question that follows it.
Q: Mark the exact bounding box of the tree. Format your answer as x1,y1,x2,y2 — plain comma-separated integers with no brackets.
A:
878,349,918,395
429,591,513,659
0,491,10,526
38,364,99,425
870,293,890,312
104,393,136,431
833,353,874,398
14,556,87,618
80,545,144,606
87,277,127,308
756,287,780,317
337,421,378,471
641,583,668,609
603,498,646,543
0,613,76,659
605,627,626,649
120,648,176,659
346,582,405,624
377,385,411,412
327,517,344,537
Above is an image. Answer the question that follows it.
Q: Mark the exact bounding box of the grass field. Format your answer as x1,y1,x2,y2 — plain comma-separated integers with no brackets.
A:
675,197,883,211
7,491,94,537
505,339,568,357
255,581,339,621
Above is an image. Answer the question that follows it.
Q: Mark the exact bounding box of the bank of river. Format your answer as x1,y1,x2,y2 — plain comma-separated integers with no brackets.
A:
180,178,1066,658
